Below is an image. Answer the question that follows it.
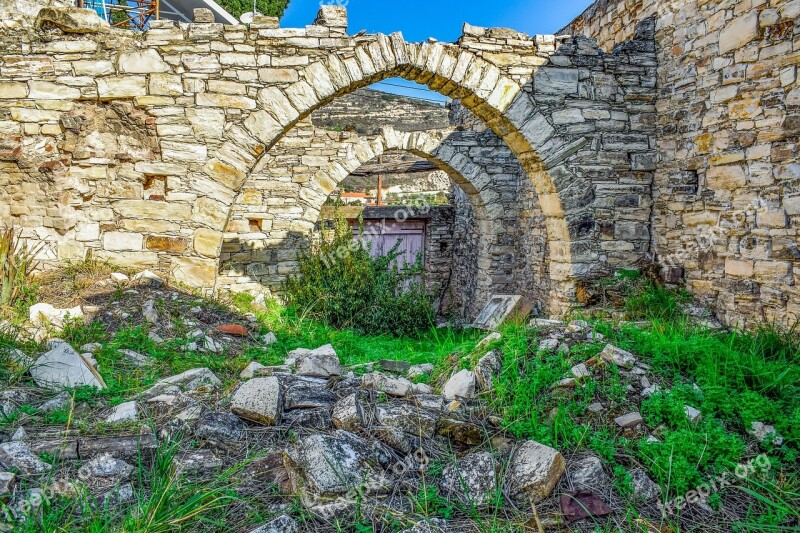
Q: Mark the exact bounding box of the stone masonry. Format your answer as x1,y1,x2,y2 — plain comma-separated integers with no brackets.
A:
0,2,658,317
220,113,542,318
560,0,800,327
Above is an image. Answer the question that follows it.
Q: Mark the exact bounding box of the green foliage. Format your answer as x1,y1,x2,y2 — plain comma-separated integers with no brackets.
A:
597,295,800,464
411,485,455,519
623,279,689,322
216,0,290,20
283,213,435,337
640,387,746,495
613,465,634,498
0,228,41,310
10,438,243,532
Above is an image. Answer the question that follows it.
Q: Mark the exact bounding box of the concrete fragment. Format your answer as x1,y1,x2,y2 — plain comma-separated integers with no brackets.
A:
132,270,164,287
0,472,14,494
569,455,607,490
0,442,52,476
196,411,245,442
77,453,134,489
331,393,364,431
29,303,83,328
141,367,220,397
473,295,532,330
684,405,702,423
38,392,71,412
362,372,412,397
142,299,158,325
474,350,503,391
376,404,438,438
106,401,137,423
599,344,637,369
615,412,643,428
748,421,783,446
248,515,299,533
630,468,661,501
408,363,434,378
284,430,387,505
119,349,149,367
240,361,267,379
440,452,497,505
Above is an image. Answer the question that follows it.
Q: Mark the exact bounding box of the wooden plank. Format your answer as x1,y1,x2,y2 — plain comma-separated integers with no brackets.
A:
349,160,438,176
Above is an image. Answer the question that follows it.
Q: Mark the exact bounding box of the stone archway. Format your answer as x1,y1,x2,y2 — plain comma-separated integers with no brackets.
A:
1,6,658,316
219,124,541,319
203,38,583,313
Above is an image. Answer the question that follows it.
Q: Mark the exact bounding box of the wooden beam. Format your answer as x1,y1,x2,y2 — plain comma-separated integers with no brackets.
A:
349,160,438,176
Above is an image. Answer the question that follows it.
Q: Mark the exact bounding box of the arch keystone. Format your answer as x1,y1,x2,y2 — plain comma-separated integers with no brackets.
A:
389,32,409,64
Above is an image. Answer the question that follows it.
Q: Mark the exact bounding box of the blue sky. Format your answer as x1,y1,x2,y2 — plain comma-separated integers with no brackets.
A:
281,0,591,102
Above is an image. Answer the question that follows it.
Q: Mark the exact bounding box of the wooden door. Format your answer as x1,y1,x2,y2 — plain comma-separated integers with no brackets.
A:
353,219,425,270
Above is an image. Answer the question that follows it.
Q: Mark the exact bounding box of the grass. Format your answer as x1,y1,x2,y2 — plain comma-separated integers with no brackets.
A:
6,437,246,533
2,264,799,532
234,294,485,371
481,280,800,531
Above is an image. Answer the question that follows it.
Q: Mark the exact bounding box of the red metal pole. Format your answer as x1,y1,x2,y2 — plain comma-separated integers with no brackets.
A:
376,155,384,206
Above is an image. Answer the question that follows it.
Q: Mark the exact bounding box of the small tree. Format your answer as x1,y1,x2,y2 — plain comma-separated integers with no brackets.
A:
0,229,41,309
217,0,290,20
284,212,435,337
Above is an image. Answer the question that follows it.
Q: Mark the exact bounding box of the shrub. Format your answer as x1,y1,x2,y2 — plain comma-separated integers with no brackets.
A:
0,228,41,309
283,213,435,337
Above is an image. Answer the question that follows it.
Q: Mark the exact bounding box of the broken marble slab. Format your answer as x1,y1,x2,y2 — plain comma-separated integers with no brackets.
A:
30,340,106,391
472,295,533,330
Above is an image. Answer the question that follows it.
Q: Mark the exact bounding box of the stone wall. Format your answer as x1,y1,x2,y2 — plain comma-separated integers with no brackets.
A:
0,3,657,316
560,0,800,327
218,117,539,318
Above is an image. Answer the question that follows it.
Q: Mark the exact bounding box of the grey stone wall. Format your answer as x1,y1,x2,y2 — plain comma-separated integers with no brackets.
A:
560,0,800,327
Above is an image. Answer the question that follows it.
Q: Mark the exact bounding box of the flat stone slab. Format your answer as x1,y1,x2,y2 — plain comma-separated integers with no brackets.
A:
231,377,281,425
30,340,105,391
285,430,387,503
0,442,52,476
506,440,565,503
375,404,438,438
615,412,644,428
472,295,533,330
294,344,342,378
